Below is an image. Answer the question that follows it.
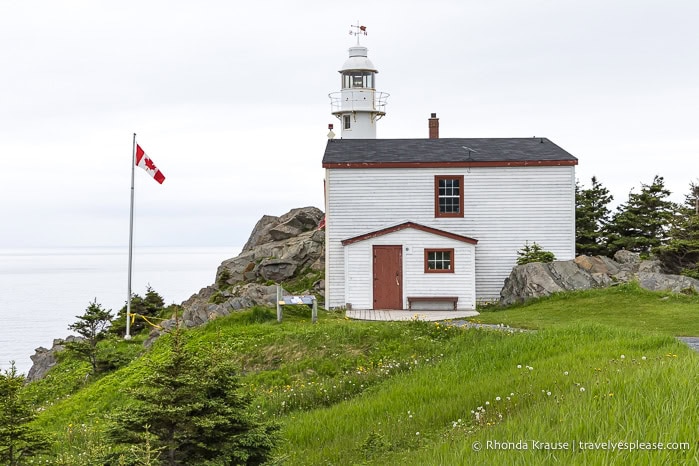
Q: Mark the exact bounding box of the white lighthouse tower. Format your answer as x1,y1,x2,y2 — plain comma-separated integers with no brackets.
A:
329,24,389,139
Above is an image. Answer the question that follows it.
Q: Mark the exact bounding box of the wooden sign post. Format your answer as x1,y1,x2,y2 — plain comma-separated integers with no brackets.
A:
276,285,318,323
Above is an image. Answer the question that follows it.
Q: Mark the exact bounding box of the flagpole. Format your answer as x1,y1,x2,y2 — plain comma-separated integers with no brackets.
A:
126,133,136,340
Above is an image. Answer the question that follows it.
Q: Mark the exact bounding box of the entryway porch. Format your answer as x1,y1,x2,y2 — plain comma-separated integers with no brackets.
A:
345,309,479,321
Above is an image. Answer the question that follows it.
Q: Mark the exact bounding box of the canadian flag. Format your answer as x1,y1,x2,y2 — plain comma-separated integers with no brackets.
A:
135,144,165,184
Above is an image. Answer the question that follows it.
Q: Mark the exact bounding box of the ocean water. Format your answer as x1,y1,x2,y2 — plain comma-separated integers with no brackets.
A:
0,246,239,375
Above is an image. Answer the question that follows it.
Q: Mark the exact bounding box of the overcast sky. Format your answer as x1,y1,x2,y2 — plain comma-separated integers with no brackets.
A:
1,0,697,249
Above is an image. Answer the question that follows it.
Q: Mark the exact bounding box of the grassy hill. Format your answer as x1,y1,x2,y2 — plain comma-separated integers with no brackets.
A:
25,283,699,464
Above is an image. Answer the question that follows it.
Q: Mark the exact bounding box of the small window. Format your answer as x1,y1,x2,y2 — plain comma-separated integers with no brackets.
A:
434,175,464,218
343,115,351,130
425,249,454,273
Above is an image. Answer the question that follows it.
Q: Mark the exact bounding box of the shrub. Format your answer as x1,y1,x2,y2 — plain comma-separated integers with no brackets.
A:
111,287,171,337
66,300,114,374
0,363,51,463
516,242,556,265
109,327,279,465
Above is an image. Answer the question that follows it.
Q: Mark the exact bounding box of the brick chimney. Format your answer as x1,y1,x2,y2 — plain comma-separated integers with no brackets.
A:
428,113,439,139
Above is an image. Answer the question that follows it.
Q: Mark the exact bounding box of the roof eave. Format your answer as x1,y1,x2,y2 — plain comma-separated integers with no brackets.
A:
341,221,479,246
323,160,578,169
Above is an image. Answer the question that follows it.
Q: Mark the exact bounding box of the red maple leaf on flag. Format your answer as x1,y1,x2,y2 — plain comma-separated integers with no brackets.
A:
135,144,166,184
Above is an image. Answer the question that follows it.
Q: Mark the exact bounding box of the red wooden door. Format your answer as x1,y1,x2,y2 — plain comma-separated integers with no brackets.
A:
373,245,403,309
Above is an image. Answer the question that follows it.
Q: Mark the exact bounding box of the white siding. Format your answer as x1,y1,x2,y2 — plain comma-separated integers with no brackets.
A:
344,228,476,310
325,165,575,307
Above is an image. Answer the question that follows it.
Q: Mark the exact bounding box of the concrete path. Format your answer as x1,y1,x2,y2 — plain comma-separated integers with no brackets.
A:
678,337,699,352
345,311,699,353
345,309,479,321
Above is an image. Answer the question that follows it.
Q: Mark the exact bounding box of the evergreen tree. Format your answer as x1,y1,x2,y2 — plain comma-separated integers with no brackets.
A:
66,299,114,373
0,362,51,464
607,175,675,256
575,176,613,256
112,286,167,337
516,241,556,265
686,181,699,215
110,326,278,465
654,181,699,278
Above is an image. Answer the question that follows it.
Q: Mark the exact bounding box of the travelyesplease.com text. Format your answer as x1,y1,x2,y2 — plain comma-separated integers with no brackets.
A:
471,439,691,452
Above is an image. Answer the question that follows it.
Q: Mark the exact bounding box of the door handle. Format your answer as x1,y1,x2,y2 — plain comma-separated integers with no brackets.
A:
395,274,399,286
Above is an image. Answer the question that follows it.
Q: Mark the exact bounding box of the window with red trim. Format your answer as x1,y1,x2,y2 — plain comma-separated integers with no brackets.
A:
435,175,464,218
425,248,454,273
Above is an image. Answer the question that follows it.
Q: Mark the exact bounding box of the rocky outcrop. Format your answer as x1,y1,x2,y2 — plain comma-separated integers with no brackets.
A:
27,207,326,379
145,207,325,344
217,207,325,285
175,283,281,329
242,207,324,252
26,336,83,383
500,250,699,305
637,272,699,294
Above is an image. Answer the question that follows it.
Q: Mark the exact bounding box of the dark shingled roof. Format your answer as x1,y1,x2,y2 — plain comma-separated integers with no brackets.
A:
322,138,578,166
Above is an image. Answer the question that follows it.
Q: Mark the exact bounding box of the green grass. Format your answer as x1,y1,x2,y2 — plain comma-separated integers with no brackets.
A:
24,287,699,464
473,282,699,335
277,325,697,465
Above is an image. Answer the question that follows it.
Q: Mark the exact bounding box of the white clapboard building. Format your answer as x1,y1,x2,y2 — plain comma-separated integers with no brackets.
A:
323,39,577,311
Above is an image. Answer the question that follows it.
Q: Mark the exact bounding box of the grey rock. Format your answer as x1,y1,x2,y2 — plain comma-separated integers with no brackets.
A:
612,270,636,283
574,255,620,275
590,272,614,287
500,262,566,306
598,256,623,274
26,336,83,383
500,252,699,305
313,279,325,292
614,250,641,264
638,260,663,274
259,259,297,281
269,223,303,241
242,207,323,252
242,215,280,252
637,272,699,294
217,228,324,285
547,261,595,290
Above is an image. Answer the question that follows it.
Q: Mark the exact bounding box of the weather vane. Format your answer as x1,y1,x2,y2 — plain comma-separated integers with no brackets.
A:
349,22,367,45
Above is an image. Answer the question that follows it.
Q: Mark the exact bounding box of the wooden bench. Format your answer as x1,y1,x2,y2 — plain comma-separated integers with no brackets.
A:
407,296,458,311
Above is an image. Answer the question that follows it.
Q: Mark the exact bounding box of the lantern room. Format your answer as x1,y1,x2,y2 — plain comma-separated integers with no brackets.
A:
329,41,389,139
